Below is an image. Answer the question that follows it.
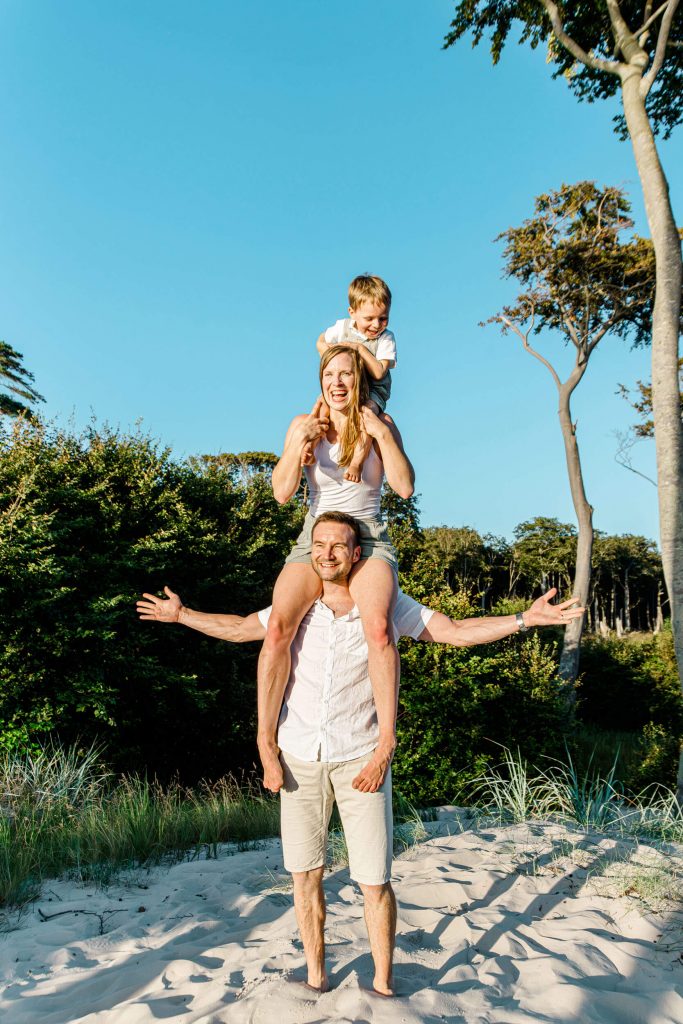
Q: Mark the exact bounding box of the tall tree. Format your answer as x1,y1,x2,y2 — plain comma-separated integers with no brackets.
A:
489,182,656,686
443,0,683,783
0,341,44,418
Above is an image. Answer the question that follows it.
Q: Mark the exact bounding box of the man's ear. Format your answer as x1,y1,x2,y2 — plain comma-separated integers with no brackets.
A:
352,544,361,563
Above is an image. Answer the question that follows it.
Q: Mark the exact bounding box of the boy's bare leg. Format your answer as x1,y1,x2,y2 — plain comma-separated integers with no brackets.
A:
359,882,396,996
302,397,330,466
343,432,373,483
292,868,329,991
257,563,321,791
344,400,380,482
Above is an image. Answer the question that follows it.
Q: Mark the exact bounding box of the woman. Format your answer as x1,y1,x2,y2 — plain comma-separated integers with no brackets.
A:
257,346,415,794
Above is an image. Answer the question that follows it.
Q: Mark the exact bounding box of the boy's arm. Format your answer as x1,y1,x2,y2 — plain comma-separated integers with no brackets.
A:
315,332,328,357
137,587,266,642
354,344,392,381
417,589,584,646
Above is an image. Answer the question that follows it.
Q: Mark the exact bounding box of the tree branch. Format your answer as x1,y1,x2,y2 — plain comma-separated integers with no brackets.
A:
498,313,563,390
641,0,681,94
636,0,670,39
614,429,658,486
540,0,623,74
606,0,650,65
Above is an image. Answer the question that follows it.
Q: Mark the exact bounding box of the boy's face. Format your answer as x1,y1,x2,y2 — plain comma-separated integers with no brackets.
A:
349,299,389,340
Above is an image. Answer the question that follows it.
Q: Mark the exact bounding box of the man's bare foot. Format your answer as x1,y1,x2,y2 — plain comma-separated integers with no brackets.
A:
304,969,329,993
372,981,395,997
343,463,362,483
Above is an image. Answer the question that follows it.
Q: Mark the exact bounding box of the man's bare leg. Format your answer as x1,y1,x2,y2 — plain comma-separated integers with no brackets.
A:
257,563,321,791
359,882,396,996
292,867,329,992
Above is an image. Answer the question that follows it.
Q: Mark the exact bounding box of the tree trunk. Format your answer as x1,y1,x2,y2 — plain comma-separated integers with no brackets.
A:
620,71,683,799
557,380,593,690
624,566,631,632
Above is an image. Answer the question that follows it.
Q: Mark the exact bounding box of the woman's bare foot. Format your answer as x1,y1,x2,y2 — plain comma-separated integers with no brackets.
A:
343,463,362,483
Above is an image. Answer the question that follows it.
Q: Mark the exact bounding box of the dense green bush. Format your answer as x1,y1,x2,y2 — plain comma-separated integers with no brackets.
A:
577,628,682,734
0,420,302,781
393,588,569,805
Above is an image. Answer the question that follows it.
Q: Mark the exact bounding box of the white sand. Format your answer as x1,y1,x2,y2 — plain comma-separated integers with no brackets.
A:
1,814,682,1023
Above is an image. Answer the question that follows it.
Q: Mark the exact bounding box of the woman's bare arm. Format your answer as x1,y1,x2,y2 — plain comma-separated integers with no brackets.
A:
271,401,329,503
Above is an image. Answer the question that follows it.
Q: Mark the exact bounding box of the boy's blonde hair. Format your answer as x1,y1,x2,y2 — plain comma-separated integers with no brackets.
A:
348,274,392,311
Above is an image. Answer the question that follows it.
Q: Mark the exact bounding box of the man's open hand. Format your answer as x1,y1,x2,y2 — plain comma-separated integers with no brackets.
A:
525,588,585,628
137,586,183,623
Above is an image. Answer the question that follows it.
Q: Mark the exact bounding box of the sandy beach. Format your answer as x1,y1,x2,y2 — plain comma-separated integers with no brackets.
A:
1,811,682,1023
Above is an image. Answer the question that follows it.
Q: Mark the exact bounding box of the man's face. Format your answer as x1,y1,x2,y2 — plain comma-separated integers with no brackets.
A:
310,522,361,582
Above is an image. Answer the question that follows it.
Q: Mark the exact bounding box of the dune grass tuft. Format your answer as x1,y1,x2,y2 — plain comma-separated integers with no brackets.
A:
0,744,279,907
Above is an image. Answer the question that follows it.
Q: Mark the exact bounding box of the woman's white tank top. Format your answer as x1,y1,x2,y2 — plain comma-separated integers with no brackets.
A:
305,437,383,519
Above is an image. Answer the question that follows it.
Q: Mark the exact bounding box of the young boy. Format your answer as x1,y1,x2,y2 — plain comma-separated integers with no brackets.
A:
304,274,397,481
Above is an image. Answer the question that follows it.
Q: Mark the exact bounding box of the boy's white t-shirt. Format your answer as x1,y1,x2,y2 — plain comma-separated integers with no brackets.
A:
324,319,397,366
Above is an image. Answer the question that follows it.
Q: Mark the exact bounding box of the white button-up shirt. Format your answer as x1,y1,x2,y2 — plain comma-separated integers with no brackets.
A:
258,591,433,763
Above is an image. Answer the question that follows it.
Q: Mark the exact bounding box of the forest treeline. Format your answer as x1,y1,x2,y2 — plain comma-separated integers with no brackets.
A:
1,419,680,801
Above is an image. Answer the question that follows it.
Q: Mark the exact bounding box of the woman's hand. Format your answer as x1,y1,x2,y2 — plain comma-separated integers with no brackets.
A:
361,404,388,440
295,397,330,447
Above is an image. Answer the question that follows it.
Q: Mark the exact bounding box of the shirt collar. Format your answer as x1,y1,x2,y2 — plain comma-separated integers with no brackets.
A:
313,597,361,622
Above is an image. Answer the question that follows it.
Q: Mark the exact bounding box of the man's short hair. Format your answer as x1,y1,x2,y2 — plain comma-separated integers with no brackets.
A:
348,274,392,312
312,511,361,547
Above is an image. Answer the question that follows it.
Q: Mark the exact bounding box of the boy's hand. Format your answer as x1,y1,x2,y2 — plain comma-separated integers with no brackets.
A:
137,586,183,623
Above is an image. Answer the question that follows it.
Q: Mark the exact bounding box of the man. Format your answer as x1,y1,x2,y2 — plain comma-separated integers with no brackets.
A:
137,511,582,996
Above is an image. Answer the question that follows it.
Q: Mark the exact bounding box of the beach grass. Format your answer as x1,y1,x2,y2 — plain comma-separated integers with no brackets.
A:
0,743,281,907
3,742,683,910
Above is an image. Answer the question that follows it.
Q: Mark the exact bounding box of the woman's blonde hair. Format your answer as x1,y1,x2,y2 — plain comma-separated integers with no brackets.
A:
319,346,369,469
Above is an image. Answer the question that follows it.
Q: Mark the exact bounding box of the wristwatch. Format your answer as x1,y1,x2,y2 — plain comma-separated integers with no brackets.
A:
515,611,529,633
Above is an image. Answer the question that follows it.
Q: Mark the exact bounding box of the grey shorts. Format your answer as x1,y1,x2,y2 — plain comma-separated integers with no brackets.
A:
284,512,398,572
279,750,393,885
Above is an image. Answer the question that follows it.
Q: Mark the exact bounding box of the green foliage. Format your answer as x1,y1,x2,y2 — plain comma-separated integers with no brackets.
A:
577,626,683,734
393,589,568,805
0,419,302,780
443,2,683,138
493,182,657,348
0,341,45,419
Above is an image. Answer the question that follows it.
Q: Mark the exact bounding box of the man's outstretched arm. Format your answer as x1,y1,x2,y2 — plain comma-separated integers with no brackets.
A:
137,587,266,643
418,588,583,645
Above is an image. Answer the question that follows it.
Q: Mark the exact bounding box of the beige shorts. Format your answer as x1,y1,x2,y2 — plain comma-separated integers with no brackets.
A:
279,750,393,885
284,512,398,572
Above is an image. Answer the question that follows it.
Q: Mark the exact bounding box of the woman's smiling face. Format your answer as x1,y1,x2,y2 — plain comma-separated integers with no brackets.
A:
321,351,357,411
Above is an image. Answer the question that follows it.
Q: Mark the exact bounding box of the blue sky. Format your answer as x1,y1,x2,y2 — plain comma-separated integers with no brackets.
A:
1,1,681,543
